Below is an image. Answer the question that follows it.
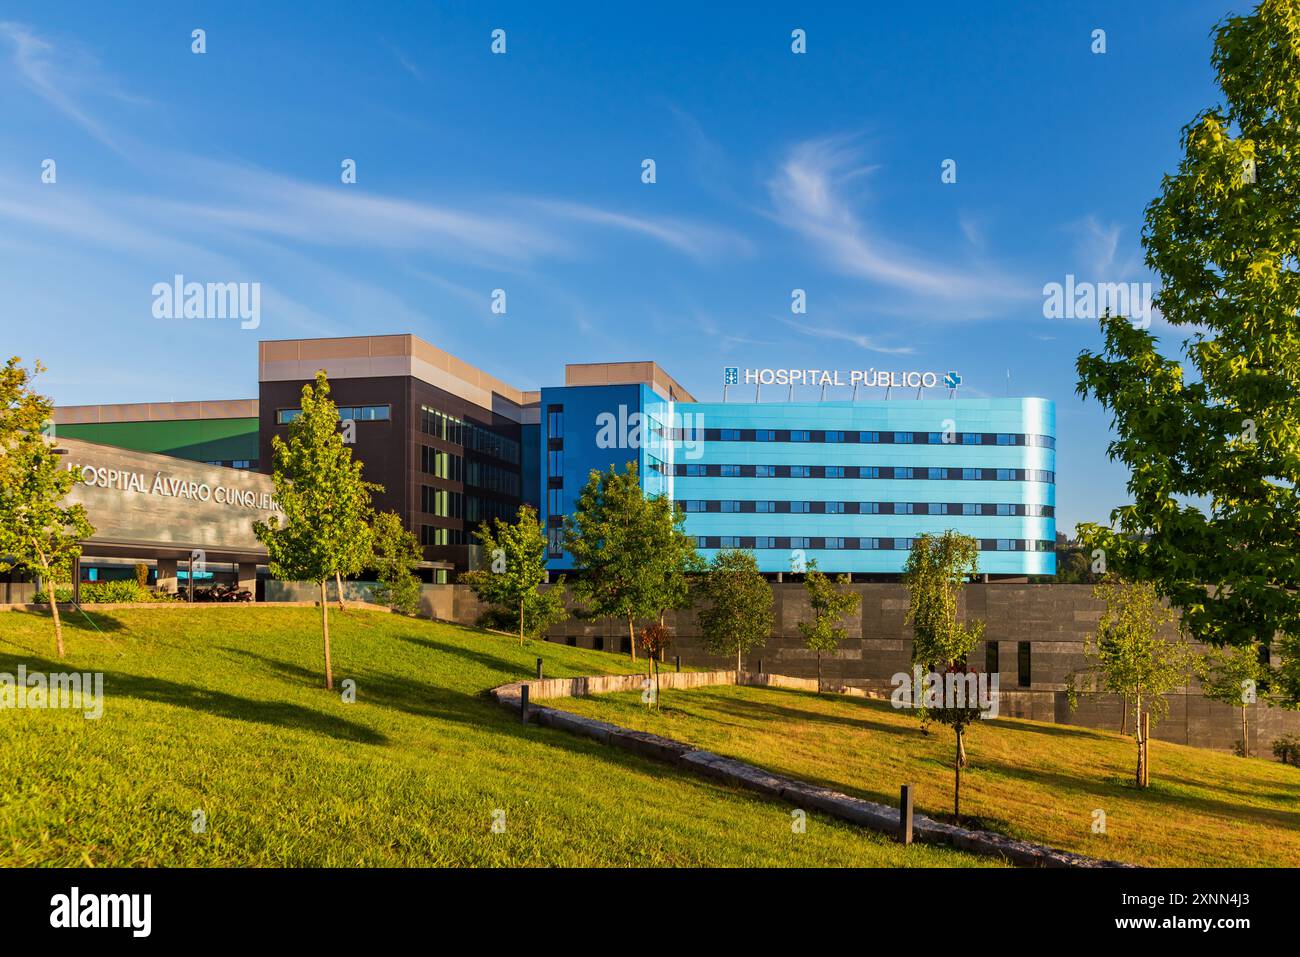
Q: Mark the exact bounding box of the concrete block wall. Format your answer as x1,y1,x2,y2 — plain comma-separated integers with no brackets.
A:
421,581,1300,757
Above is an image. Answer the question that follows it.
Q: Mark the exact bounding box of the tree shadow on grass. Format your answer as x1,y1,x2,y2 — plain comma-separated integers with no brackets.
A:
0,651,386,745
395,633,542,680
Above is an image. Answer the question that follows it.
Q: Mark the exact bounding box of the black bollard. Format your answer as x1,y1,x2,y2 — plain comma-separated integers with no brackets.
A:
536,657,543,680
520,685,530,725
899,784,914,845
674,655,681,673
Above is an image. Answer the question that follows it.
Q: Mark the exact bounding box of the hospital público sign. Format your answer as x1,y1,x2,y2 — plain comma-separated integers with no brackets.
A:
724,367,962,390
56,437,281,560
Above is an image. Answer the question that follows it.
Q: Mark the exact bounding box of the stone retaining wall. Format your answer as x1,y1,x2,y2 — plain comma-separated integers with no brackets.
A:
489,672,1134,869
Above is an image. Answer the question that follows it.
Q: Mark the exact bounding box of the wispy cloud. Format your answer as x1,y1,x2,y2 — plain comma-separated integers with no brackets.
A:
0,21,137,153
767,137,1026,303
528,198,754,261
779,317,915,355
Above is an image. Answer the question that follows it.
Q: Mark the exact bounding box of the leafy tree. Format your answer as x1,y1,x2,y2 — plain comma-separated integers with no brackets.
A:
331,497,374,613
1067,579,1194,788
462,505,566,645
0,358,94,657
639,622,672,709
370,510,422,616
1075,0,1300,707
696,549,774,672
796,561,861,692
254,371,380,690
903,532,986,779
564,462,697,660
1195,642,1272,757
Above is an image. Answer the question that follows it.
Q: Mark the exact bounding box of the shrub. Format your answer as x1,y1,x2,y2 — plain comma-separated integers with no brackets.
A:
1273,734,1300,767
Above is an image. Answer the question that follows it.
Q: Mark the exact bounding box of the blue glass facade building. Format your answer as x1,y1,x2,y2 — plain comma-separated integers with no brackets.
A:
540,387,1056,577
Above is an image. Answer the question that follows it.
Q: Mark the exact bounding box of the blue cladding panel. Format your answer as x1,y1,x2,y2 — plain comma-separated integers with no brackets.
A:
540,393,1056,576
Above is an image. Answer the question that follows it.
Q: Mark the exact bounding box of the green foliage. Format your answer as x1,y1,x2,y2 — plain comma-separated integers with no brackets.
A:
370,511,422,615
563,462,700,657
695,549,774,671
254,371,380,585
1272,733,1300,766
133,562,149,589
797,561,861,691
904,532,985,670
1074,0,1300,706
1196,642,1271,709
462,504,567,644
1068,579,1194,787
0,357,95,656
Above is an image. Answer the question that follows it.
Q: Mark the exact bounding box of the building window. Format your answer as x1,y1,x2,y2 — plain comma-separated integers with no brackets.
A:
721,501,742,513
963,468,980,480
275,409,301,425
720,428,742,441
791,430,810,442
1017,641,1031,687
790,537,810,549
825,466,845,478
790,501,811,513
997,469,1016,481
547,527,564,558
685,464,706,476
547,406,564,439
337,404,391,422
825,502,845,514
548,487,563,515
861,502,880,514
721,464,741,477
986,641,999,677
755,536,776,549
997,433,1017,446
962,503,980,516
963,433,982,445
720,536,741,548
859,431,880,443
755,429,776,441
895,467,914,479
825,537,845,549
928,467,945,480
548,449,563,475
860,466,880,479
756,501,776,513
928,503,944,515
826,430,844,443
895,432,913,443
897,503,915,515
684,500,705,512
756,465,776,477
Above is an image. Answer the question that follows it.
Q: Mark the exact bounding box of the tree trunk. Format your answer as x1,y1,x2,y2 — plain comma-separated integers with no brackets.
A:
334,571,347,611
519,597,525,647
320,579,334,690
1120,696,1128,735
816,650,822,693
953,730,962,823
1134,700,1144,787
627,615,636,661
1241,704,1249,758
736,647,742,675
47,563,65,659
957,729,967,768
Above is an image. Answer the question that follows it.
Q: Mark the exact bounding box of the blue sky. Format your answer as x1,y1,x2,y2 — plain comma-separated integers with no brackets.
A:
0,0,1237,533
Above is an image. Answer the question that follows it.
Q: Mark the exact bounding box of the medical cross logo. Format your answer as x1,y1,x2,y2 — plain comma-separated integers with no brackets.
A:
944,371,962,389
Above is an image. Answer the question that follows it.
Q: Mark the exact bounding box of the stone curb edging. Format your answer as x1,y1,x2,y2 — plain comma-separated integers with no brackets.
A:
489,672,1135,869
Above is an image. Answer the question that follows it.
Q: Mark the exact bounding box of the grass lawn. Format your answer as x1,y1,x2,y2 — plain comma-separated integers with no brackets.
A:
555,684,1300,867
0,606,991,867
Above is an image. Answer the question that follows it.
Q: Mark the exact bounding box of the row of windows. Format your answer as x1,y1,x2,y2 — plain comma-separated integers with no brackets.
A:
985,642,1033,688
421,445,463,482
275,405,390,425
419,485,517,524
419,405,520,465
680,500,1054,517
203,459,258,470
669,428,1054,448
674,464,1056,483
420,525,469,546
692,536,1055,552
465,459,521,496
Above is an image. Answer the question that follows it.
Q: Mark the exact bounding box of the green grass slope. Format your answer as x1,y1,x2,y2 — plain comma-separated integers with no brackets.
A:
554,684,1300,867
0,607,990,867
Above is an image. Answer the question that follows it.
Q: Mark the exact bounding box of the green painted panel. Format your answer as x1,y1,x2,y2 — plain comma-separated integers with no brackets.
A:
58,418,259,465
